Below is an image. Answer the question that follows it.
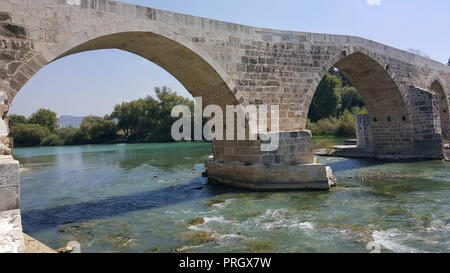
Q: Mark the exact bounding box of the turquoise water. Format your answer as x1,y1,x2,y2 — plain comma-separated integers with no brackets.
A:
15,142,450,253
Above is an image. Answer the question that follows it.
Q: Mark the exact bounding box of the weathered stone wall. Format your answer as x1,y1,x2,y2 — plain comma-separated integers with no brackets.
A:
212,130,314,166
430,80,450,140
355,114,373,150
404,86,444,159
0,11,34,155
0,156,20,211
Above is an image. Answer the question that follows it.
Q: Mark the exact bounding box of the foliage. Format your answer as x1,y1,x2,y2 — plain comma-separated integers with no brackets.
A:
111,86,194,142
55,127,84,145
306,110,357,137
328,67,352,87
151,86,194,142
336,86,364,116
7,86,198,146
7,114,27,128
9,124,49,146
8,110,117,146
80,116,117,143
307,66,370,137
308,73,341,122
40,134,64,146
336,110,356,136
314,139,335,149
28,108,58,132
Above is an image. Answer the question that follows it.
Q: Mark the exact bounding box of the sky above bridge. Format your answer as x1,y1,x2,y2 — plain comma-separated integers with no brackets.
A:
10,0,450,117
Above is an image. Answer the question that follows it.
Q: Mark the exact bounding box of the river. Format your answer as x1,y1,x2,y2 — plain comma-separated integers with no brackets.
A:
14,142,450,253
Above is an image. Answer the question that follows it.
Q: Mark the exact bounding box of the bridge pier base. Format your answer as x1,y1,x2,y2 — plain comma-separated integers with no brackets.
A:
206,160,335,190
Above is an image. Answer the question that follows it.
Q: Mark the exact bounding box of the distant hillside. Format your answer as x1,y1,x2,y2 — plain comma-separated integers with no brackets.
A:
58,115,84,128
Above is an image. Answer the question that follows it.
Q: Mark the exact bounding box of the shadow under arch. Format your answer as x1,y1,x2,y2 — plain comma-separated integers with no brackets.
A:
310,49,413,154
430,79,450,140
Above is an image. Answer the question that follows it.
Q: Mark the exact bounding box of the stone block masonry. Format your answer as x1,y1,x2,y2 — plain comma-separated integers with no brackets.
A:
0,156,20,211
356,114,373,150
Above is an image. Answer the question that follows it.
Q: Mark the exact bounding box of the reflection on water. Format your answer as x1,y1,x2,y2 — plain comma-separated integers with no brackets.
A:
15,142,450,253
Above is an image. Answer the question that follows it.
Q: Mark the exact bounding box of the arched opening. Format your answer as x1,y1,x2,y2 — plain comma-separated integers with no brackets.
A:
50,31,238,108
308,51,412,157
430,80,450,141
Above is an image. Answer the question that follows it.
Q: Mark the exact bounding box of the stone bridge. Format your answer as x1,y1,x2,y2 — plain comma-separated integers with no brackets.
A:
0,0,450,252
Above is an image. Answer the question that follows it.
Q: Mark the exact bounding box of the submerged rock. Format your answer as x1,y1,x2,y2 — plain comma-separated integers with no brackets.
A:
144,247,159,253
187,218,205,226
293,204,317,210
105,232,135,248
177,231,213,245
245,240,274,253
381,205,409,215
58,225,81,233
205,200,225,207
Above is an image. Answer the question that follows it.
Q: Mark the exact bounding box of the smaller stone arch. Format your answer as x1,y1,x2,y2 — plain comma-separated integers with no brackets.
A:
429,78,450,140
310,47,414,156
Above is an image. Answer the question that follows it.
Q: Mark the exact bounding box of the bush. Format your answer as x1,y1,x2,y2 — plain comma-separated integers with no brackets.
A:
28,108,58,132
55,127,85,145
336,110,356,137
7,114,27,128
9,124,49,146
314,139,335,149
41,134,64,146
307,110,356,137
80,116,117,143
307,117,339,135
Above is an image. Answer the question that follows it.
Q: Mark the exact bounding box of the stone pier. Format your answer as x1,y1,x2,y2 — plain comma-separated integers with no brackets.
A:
207,130,336,190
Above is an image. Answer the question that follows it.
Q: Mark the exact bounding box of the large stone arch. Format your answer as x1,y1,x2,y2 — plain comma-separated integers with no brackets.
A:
430,78,450,140
6,25,241,110
309,47,413,155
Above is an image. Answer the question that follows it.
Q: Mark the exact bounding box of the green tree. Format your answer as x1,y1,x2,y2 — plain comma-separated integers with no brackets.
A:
80,116,117,143
28,108,58,132
336,86,364,115
9,124,49,146
41,134,64,146
308,73,341,122
151,86,193,142
55,127,84,145
111,99,146,138
329,67,352,87
110,86,194,142
7,114,27,128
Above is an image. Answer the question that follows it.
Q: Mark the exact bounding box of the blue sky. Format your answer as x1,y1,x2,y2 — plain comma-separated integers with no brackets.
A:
10,0,450,117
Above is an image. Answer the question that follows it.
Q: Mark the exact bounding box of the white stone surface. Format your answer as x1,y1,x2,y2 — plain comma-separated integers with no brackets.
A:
66,0,81,6
0,209,25,253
